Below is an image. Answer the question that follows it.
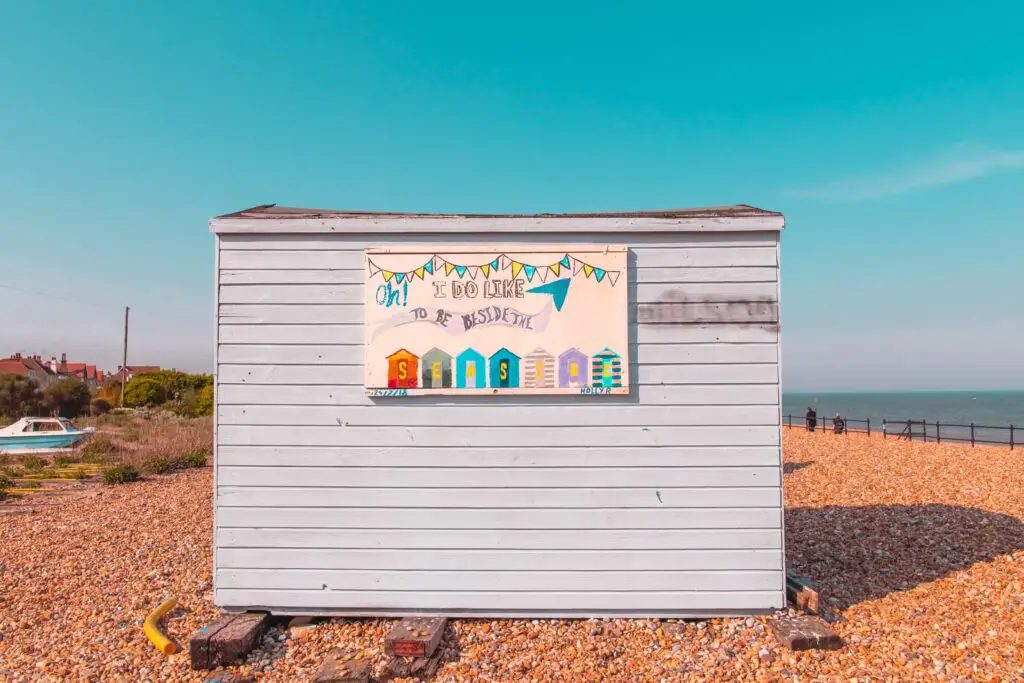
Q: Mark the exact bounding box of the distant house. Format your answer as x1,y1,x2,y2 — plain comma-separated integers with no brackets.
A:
488,348,520,389
386,349,419,389
110,365,162,385
1,354,59,388
421,348,453,389
455,348,486,389
591,348,623,388
558,348,588,388
523,348,555,389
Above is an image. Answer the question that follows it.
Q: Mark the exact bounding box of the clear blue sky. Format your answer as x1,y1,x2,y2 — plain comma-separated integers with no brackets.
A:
1,1,1021,391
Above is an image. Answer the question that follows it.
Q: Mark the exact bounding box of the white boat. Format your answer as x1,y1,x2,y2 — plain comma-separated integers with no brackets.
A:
0,418,95,454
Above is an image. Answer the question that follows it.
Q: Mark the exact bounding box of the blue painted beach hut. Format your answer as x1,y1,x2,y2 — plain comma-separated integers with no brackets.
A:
488,348,521,388
455,348,486,389
557,348,588,388
591,348,623,388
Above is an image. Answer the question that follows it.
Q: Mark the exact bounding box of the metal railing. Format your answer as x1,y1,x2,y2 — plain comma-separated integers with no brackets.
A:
784,415,1016,450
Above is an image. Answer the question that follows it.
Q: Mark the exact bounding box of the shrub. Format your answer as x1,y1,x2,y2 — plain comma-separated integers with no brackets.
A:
124,377,168,407
19,481,40,489
53,455,76,467
176,449,208,469
43,378,92,418
0,453,11,469
196,385,213,417
0,473,12,491
65,469,88,481
91,398,113,415
81,434,119,463
102,466,140,485
21,455,46,472
141,456,174,474
0,374,43,417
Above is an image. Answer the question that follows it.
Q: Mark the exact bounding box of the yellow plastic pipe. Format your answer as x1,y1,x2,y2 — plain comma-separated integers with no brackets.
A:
144,599,178,655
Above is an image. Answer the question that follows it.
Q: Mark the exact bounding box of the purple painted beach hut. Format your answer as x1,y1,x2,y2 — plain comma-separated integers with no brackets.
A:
558,348,588,387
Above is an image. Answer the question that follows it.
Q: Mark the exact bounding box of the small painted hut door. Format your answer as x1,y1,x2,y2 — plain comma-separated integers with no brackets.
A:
488,348,520,389
386,349,419,389
421,348,453,389
591,348,622,388
456,348,486,389
558,348,588,388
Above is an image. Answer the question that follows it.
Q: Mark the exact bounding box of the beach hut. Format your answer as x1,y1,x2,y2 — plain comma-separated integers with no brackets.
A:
210,204,785,618
591,348,623,388
558,348,588,388
455,348,486,389
523,348,555,388
488,348,520,388
385,349,418,389
421,348,452,389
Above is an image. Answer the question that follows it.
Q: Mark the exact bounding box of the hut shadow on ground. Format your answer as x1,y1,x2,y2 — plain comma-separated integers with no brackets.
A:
785,504,1024,609
783,461,813,474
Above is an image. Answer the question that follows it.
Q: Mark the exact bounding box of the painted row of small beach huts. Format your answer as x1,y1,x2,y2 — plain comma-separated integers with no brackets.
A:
384,347,623,389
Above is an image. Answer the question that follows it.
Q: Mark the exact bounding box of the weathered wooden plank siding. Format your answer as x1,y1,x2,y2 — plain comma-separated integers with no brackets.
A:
213,230,784,616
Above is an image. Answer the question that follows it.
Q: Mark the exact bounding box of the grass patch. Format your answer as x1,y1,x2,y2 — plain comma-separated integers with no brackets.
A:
141,455,174,474
53,455,78,467
0,473,11,491
18,481,41,489
102,466,140,485
175,449,208,469
65,469,89,481
81,435,119,463
21,455,46,472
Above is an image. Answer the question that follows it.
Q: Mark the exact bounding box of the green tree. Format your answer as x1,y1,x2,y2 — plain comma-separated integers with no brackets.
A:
43,378,92,418
124,377,168,407
0,374,43,419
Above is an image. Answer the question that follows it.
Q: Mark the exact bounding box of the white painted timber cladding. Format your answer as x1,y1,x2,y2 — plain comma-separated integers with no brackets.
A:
213,229,785,617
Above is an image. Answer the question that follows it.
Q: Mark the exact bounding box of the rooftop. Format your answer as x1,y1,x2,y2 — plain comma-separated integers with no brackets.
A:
215,203,782,220
211,204,784,234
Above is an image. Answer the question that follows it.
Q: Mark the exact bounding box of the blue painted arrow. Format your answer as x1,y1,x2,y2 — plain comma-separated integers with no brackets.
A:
526,277,571,311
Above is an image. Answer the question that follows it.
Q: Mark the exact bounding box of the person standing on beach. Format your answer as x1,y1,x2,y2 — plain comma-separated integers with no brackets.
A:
805,406,817,432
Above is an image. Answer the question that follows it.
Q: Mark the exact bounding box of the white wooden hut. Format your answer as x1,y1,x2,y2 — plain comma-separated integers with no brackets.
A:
211,204,785,618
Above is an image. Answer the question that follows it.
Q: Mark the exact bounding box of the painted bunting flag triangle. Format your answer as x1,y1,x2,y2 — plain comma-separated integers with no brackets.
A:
455,265,467,278
583,264,594,278
523,264,537,281
572,259,583,275
607,271,621,286
415,266,425,279
425,259,434,274
560,255,571,268
368,262,381,276
383,271,394,282
550,263,560,277
490,258,500,270
468,266,480,279
594,268,606,282
481,263,491,278
395,272,405,284
511,262,523,278
445,262,456,276
526,278,571,311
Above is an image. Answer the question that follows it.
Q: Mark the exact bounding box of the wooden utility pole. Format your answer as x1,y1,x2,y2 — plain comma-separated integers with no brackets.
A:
120,306,130,407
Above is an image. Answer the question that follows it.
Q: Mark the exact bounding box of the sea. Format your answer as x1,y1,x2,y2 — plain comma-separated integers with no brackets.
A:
781,391,1024,446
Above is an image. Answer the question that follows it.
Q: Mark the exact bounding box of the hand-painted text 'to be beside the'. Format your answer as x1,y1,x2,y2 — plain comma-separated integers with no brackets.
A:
432,279,526,300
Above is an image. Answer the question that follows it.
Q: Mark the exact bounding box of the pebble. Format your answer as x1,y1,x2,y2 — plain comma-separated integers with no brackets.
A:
0,426,1022,681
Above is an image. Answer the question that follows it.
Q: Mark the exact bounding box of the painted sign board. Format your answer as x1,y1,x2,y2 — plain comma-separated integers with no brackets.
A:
364,245,629,395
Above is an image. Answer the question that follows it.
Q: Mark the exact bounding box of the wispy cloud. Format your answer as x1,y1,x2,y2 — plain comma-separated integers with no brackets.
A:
788,145,1024,201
